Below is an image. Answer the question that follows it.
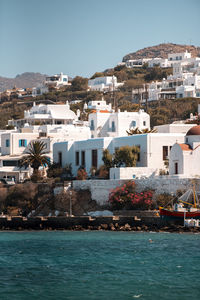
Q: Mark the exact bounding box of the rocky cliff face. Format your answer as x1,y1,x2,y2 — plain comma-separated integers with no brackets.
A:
122,43,200,62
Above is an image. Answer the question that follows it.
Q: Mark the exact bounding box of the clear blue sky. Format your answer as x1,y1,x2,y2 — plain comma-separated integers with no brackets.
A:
0,0,199,78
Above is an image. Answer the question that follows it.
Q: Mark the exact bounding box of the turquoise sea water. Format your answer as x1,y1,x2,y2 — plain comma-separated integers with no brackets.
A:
0,231,200,300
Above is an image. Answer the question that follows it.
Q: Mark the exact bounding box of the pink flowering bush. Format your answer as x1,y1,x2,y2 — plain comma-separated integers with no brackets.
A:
109,181,153,210
76,168,88,180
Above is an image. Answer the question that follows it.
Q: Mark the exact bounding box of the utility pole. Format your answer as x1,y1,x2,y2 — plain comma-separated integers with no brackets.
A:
69,190,72,216
145,84,148,112
112,75,117,112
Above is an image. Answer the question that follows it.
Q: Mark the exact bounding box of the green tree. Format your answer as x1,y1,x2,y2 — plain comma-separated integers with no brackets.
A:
71,76,88,91
102,149,113,169
113,145,140,167
90,72,105,79
20,141,50,179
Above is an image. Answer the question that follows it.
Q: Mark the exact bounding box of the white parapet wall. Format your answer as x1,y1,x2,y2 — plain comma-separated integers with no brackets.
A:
110,167,158,179
73,177,200,205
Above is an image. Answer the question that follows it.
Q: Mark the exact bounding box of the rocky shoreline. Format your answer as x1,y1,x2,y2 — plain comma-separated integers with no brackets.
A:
0,216,199,233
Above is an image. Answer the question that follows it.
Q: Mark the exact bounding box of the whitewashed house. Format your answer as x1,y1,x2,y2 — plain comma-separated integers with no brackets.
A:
53,132,185,178
88,76,123,92
125,58,151,68
169,125,200,177
148,58,169,68
0,102,91,182
8,101,81,128
88,100,150,138
32,84,49,97
45,72,70,88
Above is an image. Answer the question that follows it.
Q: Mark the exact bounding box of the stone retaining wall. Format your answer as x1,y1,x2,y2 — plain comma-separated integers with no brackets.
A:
73,177,200,205
0,215,175,230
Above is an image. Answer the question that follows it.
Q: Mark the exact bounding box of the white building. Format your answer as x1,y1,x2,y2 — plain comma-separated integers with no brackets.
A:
169,125,200,177
86,99,112,111
125,51,192,70
147,52,200,101
168,51,191,62
125,58,151,68
32,85,49,97
53,132,185,177
154,123,196,134
88,102,150,138
88,76,123,92
8,101,81,128
45,72,70,88
148,58,169,68
0,102,91,182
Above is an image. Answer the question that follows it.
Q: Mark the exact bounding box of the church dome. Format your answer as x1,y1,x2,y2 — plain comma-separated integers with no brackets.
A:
186,125,200,136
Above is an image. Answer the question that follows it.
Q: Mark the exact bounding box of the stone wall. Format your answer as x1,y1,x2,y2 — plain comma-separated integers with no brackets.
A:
73,177,200,205
0,215,165,230
110,167,158,179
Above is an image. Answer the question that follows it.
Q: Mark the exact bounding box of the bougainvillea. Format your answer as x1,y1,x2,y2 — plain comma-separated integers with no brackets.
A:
76,168,88,180
109,181,153,210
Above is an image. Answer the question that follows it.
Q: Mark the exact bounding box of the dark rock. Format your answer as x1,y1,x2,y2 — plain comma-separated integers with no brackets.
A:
124,223,131,231
101,224,108,230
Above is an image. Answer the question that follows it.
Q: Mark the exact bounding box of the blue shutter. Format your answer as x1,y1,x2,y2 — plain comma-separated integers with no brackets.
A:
19,140,22,147
24,139,27,147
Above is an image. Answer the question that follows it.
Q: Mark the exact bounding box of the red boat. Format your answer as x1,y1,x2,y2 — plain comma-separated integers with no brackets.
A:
159,207,200,220
159,188,200,220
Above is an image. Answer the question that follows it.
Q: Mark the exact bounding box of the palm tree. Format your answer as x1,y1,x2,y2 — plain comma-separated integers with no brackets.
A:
20,141,50,176
126,127,157,135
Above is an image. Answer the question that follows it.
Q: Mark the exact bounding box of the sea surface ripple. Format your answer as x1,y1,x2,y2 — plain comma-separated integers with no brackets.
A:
0,231,199,300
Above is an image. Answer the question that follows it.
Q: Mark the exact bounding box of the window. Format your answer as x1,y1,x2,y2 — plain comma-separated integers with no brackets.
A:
19,139,27,147
75,151,79,166
137,145,140,162
92,149,98,168
163,146,168,160
131,120,136,127
58,152,62,166
3,160,18,167
6,139,10,147
90,120,94,130
175,162,178,174
39,132,47,137
143,121,146,126
111,121,115,132
81,151,85,167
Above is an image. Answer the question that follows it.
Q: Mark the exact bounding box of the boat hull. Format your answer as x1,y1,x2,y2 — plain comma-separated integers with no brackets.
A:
159,208,200,220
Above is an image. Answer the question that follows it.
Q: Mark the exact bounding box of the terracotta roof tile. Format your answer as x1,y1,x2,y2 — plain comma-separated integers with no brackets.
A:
178,143,192,151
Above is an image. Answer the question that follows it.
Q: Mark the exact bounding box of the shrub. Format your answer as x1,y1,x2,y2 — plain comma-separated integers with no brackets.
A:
5,182,38,215
77,168,88,180
98,165,109,179
109,181,153,210
155,193,174,208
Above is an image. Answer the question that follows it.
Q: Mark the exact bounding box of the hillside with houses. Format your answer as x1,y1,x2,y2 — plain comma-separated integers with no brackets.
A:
0,44,200,217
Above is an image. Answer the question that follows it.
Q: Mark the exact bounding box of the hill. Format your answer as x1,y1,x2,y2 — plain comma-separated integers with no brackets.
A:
122,43,200,62
0,72,47,92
